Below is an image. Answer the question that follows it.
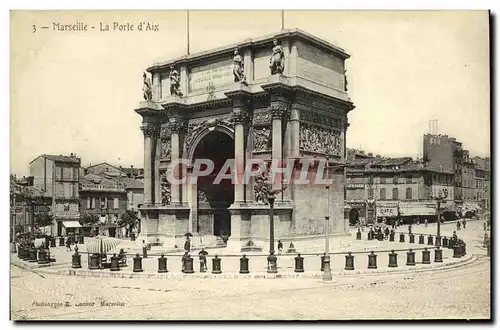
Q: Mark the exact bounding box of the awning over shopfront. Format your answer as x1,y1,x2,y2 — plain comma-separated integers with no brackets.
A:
376,205,398,217
463,203,481,211
62,221,82,228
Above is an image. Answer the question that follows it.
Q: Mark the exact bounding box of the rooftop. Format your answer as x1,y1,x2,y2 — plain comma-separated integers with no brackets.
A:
30,154,81,164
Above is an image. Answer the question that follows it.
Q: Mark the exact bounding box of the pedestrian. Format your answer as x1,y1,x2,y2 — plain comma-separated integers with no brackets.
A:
462,219,466,229
408,224,412,235
184,237,191,253
277,240,283,254
457,221,461,231
424,218,428,228
198,248,208,271
65,237,71,252
384,227,390,239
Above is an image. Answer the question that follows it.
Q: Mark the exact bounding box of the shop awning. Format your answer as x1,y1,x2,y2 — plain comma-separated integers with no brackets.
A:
62,221,82,228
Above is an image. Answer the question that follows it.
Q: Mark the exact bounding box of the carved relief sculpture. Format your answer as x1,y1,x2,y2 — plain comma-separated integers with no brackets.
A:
184,117,233,155
233,48,247,84
270,103,287,120
231,110,250,125
142,72,153,101
269,39,284,75
254,170,271,205
299,124,342,156
253,127,271,152
169,66,183,97
160,172,171,206
161,140,171,159
198,189,209,204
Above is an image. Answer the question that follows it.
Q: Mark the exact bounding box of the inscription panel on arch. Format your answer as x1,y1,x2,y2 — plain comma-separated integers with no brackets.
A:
188,59,233,93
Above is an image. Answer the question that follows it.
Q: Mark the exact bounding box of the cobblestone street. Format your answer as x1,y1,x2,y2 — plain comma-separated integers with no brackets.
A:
10,220,490,320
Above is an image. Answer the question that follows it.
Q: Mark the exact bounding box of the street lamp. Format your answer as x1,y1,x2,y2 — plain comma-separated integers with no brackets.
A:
323,157,333,281
433,189,448,246
267,193,277,273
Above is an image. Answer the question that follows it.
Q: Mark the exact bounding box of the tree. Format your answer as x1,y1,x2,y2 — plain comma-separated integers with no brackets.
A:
80,213,99,227
34,212,54,227
118,210,139,237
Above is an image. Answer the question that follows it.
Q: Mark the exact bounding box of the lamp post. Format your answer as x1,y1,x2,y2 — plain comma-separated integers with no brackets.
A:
434,189,448,246
322,157,333,281
267,194,277,273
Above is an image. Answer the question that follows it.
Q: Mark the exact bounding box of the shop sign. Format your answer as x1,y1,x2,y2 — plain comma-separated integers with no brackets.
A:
55,212,80,219
376,207,398,217
346,184,365,189
348,203,366,208
399,207,436,216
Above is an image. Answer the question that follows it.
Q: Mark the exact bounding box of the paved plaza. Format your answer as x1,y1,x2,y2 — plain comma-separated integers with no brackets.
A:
10,219,490,320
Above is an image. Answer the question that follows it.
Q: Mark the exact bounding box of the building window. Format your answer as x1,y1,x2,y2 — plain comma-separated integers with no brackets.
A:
87,198,91,209
100,198,106,209
368,188,374,199
380,188,386,200
380,177,386,184
406,187,412,200
392,188,398,200
405,176,413,184
392,176,399,184
113,198,119,209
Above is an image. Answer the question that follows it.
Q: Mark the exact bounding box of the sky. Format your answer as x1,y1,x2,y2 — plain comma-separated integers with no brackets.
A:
10,10,490,176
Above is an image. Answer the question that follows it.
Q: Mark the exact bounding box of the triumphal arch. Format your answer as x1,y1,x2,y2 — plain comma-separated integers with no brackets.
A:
135,29,355,251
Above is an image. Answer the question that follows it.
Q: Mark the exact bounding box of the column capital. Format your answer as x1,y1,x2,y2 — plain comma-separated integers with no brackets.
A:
270,102,288,120
140,123,160,137
168,120,187,135
231,110,250,125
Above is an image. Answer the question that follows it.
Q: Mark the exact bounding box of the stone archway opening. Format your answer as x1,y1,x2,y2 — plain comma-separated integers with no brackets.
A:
349,208,360,226
192,130,235,238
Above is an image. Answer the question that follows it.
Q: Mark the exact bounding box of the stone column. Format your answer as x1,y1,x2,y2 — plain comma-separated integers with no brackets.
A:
168,119,186,206
270,102,288,193
140,122,159,205
232,110,249,205
154,134,162,206
187,166,196,234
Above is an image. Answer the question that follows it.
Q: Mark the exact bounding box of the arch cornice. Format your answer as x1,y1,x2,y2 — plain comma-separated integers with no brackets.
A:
186,124,235,163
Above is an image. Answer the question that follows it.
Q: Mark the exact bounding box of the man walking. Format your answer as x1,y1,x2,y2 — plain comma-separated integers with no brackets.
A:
184,236,191,253
277,240,283,255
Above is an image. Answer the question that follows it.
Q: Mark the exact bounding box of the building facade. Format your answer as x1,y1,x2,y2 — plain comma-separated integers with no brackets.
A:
346,157,455,226
135,29,355,251
79,173,129,237
29,154,81,236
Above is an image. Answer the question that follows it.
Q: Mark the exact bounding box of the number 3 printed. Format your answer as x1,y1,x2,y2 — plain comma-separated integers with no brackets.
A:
32,24,36,33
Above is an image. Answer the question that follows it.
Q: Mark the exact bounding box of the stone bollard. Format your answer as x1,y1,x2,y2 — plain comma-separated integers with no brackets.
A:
71,252,82,268
419,234,425,244
183,255,194,274
199,257,207,273
409,234,415,244
294,253,304,273
442,236,448,247
461,242,467,257
133,253,143,272
28,248,38,263
22,248,31,261
239,254,249,274
435,235,442,247
434,247,443,262
422,248,431,264
267,252,278,274
89,254,100,270
17,245,22,259
427,235,434,246
158,254,168,273
356,228,361,240
142,246,148,259
110,254,120,271
38,250,49,265
59,237,65,246
389,231,395,242
345,252,354,270
406,249,416,266
388,250,398,268
399,233,405,243
50,238,56,247
212,255,222,274
320,253,326,271
453,244,462,258
368,251,377,269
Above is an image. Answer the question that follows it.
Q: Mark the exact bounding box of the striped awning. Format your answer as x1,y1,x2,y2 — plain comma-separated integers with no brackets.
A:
62,221,82,228
85,236,122,254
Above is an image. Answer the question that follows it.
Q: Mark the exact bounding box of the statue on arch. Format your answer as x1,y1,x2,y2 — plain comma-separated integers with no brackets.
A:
233,48,246,84
142,72,153,101
169,66,183,97
269,39,284,75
